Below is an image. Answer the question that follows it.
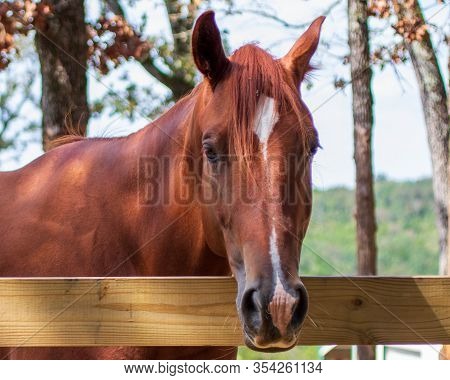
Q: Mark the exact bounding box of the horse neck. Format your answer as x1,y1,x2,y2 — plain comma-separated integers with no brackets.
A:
130,88,202,221
137,91,198,157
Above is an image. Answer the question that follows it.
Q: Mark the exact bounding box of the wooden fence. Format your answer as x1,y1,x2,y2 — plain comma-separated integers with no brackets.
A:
0,276,449,347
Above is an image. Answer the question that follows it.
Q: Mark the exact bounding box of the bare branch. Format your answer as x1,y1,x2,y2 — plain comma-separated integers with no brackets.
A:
218,0,341,29
101,0,196,99
138,54,176,88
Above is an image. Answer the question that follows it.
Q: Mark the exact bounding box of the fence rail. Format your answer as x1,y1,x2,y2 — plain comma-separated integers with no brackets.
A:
0,276,448,347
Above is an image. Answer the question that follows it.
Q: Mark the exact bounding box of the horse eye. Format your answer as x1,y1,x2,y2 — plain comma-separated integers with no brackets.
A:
309,141,321,158
203,144,219,163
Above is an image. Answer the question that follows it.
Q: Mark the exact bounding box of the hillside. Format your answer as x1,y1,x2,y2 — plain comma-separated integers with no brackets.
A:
238,177,439,359
302,177,439,276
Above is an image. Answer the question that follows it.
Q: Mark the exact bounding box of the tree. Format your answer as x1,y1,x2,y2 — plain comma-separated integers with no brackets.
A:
0,0,90,150
391,0,449,276
35,0,89,151
368,0,449,276
0,0,207,149
348,0,377,360
102,0,199,100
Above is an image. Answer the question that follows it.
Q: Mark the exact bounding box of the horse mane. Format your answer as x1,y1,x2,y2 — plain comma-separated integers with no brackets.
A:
224,44,310,165
49,135,86,149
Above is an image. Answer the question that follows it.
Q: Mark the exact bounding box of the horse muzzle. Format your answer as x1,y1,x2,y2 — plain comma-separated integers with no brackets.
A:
239,281,309,352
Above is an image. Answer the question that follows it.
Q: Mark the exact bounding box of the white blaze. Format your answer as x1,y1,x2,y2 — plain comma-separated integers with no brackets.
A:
253,97,284,289
269,225,282,286
252,96,297,346
254,97,279,161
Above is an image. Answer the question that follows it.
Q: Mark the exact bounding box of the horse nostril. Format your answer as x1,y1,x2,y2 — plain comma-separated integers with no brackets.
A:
290,284,309,330
241,288,262,332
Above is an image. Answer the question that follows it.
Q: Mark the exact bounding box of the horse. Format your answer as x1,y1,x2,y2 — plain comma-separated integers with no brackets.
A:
0,11,324,359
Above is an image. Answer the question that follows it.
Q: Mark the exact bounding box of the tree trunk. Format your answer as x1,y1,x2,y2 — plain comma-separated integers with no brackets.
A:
441,19,450,363
348,0,377,360
442,15,450,280
393,0,449,275
35,0,89,151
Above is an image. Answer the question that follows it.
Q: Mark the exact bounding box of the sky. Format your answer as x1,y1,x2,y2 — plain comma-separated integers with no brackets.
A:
1,0,449,189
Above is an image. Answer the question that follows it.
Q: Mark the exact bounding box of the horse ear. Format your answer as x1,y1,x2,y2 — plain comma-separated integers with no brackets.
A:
192,11,230,87
281,16,325,86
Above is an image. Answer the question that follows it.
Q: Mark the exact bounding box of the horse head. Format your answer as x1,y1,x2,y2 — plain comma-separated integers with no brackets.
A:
186,11,324,352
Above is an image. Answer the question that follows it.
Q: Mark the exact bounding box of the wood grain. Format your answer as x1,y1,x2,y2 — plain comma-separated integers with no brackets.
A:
0,276,448,347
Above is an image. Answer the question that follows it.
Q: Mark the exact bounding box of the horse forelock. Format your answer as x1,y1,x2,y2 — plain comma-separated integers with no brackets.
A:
222,44,312,166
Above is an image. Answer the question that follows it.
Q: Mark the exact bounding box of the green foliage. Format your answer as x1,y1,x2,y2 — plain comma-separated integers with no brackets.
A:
238,346,319,360
302,177,438,276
